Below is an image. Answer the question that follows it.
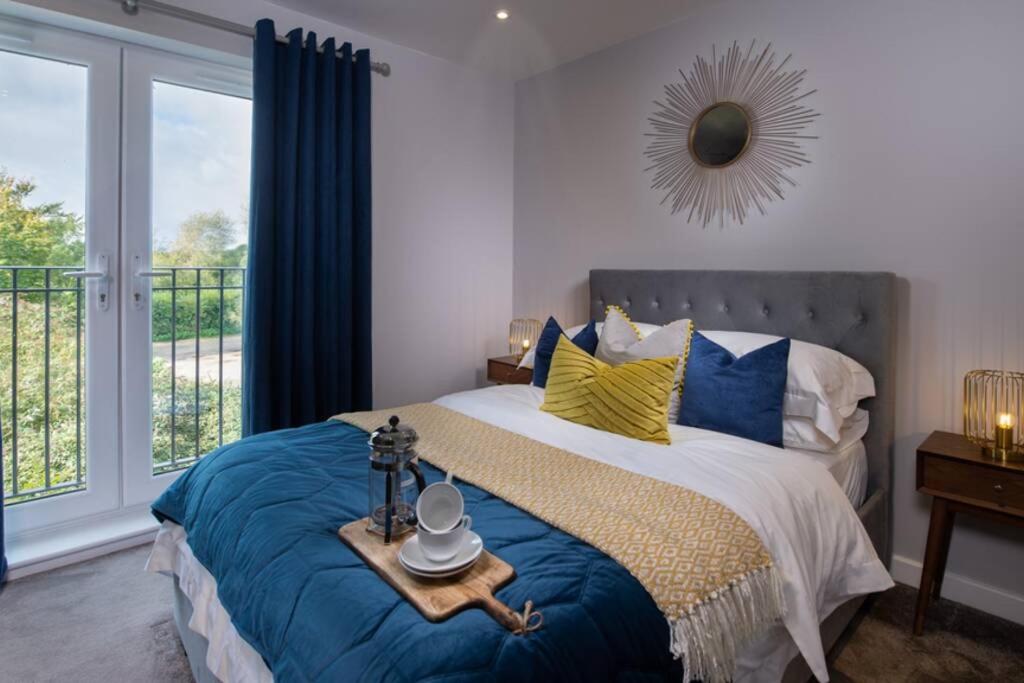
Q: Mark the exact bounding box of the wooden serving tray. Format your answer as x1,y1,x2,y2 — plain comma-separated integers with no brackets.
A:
338,518,527,632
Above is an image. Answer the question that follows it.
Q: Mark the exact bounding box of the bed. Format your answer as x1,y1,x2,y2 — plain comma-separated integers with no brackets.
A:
148,269,896,683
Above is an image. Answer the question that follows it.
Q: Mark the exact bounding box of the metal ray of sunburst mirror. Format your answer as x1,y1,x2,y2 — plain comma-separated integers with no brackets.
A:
644,41,819,227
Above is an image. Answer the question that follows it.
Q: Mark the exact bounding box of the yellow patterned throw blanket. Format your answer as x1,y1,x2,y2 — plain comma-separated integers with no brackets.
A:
336,404,785,682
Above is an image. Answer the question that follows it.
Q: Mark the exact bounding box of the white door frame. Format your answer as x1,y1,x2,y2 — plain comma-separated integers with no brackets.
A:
0,17,121,535
120,45,251,506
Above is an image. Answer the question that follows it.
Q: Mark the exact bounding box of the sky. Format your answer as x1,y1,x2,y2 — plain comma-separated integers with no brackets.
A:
152,80,252,248
0,47,252,255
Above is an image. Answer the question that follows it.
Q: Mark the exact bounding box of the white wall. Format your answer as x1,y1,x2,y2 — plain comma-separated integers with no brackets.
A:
514,0,1024,622
7,0,515,408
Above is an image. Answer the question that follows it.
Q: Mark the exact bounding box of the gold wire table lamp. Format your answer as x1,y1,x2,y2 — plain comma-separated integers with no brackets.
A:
964,370,1023,461
508,319,542,361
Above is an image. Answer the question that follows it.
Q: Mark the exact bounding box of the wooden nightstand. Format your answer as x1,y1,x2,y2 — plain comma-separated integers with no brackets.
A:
914,431,1024,635
487,356,533,385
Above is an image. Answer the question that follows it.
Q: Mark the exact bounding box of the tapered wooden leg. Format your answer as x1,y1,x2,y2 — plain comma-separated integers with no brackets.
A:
931,506,955,600
914,497,951,635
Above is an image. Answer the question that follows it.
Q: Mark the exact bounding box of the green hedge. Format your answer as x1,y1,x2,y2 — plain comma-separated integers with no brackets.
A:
152,289,242,342
151,358,242,468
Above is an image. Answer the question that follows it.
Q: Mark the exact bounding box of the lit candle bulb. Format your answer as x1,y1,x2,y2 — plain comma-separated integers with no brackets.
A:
995,412,1015,452
522,338,531,352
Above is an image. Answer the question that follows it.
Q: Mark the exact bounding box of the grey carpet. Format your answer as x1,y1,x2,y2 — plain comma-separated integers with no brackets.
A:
0,545,192,683
1,545,1022,682
831,585,1024,682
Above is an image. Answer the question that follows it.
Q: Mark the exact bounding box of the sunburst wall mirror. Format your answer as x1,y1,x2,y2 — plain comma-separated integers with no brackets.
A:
644,41,819,227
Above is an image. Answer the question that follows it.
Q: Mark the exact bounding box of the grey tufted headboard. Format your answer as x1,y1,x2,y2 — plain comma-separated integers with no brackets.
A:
589,270,896,504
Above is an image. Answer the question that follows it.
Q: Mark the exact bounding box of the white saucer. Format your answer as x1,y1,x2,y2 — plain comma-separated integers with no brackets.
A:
399,531,483,577
399,555,480,579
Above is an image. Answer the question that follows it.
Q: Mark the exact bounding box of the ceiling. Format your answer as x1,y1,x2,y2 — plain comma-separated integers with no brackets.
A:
268,0,701,80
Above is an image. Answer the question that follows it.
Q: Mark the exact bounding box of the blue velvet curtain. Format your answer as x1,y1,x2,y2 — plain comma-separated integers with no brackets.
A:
243,19,372,436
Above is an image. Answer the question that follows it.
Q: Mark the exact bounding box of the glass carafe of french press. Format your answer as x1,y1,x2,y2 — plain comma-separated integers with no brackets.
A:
367,415,426,543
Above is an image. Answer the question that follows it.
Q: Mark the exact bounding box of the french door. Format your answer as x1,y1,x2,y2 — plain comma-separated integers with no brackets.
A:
0,16,252,537
0,21,120,535
122,49,252,506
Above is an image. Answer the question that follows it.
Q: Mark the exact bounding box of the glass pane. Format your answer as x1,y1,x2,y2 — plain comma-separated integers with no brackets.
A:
150,81,251,473
0,50,88,504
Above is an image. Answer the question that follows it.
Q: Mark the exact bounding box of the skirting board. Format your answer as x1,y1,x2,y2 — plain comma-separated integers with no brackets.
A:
6,506,159,581
891,554,1024,626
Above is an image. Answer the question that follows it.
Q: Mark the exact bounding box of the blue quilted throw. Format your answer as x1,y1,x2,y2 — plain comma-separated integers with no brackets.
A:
152,420,679,681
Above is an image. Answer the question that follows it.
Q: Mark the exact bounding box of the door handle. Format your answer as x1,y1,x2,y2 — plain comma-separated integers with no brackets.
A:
131,254,172,309
66,253,110,311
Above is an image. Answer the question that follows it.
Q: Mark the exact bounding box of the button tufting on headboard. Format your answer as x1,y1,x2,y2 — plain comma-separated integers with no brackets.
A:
589,269,896,534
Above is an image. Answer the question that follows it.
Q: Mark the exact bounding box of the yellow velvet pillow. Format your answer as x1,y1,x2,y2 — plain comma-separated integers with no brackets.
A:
541,334,678,444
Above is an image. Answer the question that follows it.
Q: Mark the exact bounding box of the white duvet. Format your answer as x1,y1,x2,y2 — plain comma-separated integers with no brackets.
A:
434,385,892,682
150,384,892,683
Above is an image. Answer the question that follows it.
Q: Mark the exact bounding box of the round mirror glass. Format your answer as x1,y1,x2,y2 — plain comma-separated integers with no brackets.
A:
689,102,750,167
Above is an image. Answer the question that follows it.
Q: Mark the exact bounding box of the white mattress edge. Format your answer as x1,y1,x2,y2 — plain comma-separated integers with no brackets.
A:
787,439,868,508
146,521,273,683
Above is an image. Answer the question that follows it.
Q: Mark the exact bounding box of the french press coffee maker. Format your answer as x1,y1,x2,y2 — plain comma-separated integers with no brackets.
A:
368,415,427,543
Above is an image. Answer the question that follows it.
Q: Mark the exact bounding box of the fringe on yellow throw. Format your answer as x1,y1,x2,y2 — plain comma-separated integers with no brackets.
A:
335,404,786,683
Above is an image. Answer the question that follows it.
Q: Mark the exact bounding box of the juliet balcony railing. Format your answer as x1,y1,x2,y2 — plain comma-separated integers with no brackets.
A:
0,266,85,506
150,266,245,475
1,265,245,506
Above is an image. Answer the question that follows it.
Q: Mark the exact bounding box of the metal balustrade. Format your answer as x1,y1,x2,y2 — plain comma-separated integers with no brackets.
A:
0,267,84,505
0,265,245,505
150,266,245,475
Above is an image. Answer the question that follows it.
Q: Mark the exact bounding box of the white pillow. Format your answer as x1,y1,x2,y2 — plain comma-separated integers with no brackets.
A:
700,330,875,443
784,409,869,453
596,308,693,422
517,320,663,369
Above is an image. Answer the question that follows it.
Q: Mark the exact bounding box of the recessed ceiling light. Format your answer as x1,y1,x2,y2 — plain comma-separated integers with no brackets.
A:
495,9,509,20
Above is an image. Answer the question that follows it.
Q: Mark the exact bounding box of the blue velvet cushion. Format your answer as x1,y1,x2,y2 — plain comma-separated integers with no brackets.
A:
532,317,598,388
678,332,790,447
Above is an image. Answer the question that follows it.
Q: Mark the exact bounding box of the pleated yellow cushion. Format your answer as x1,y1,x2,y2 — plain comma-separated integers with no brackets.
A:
541,334,678,444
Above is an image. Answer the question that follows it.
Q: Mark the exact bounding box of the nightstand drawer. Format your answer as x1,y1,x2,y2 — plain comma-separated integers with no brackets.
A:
920,455,1024,513
487,357,533,385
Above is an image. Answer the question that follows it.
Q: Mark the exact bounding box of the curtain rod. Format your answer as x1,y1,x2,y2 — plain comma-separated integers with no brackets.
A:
118,0,392,76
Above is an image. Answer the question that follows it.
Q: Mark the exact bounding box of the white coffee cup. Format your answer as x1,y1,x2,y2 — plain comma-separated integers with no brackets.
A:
417,515,472,562
416,471,465,533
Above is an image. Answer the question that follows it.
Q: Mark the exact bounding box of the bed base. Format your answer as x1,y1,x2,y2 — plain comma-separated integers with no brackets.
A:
173,576,221,683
